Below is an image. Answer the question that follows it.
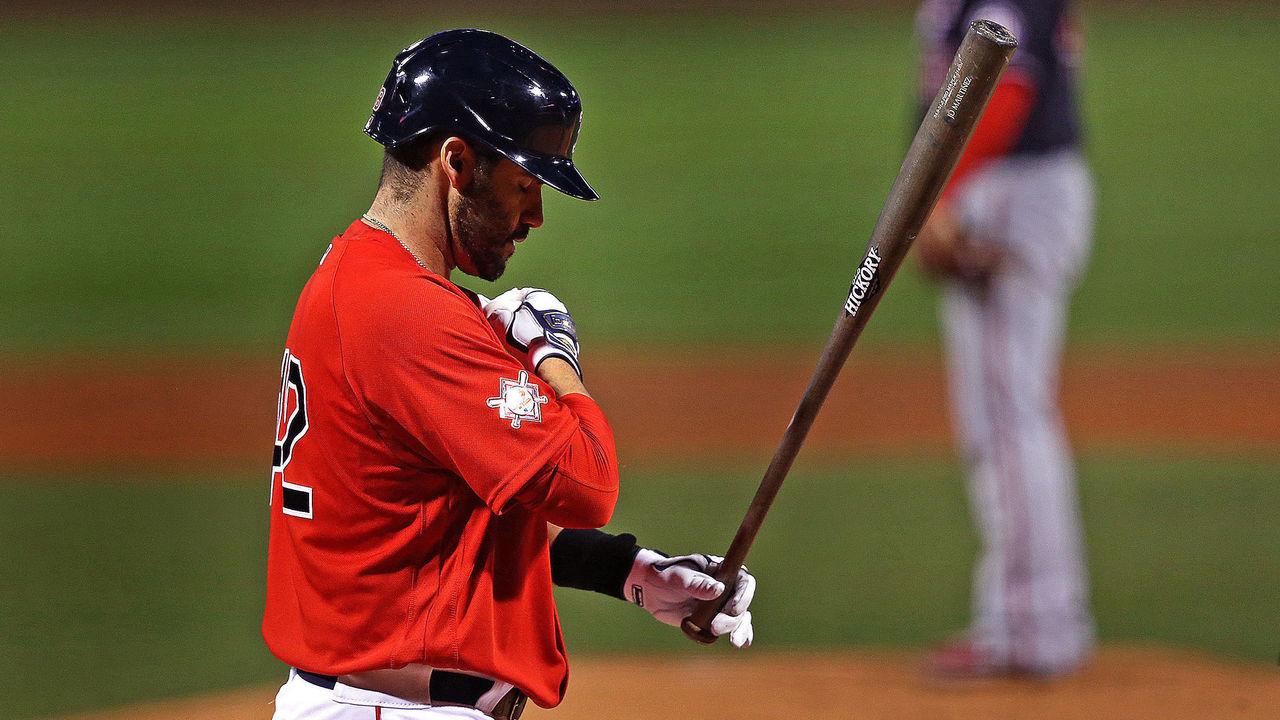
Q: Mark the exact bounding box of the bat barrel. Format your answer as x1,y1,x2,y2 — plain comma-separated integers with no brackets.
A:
681,21,1017,645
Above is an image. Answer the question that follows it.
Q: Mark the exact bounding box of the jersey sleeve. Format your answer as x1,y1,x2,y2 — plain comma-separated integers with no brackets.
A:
941,0,1043,195
942,71,1035,196
336,272,591,515
513,392,619,529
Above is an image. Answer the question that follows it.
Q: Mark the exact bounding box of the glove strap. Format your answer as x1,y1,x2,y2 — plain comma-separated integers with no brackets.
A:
530,342,583,379
549,529,641,599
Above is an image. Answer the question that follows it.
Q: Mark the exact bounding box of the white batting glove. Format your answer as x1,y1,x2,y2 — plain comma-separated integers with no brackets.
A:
623,549,756,648
484,288,582,378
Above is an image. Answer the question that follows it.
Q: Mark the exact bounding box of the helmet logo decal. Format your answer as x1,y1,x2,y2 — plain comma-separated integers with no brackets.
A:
373,87,386,111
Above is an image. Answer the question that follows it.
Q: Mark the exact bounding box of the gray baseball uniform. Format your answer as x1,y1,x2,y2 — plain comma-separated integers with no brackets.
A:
918,0,1096,673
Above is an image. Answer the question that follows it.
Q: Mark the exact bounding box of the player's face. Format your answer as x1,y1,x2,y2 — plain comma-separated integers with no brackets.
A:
452,158,544,282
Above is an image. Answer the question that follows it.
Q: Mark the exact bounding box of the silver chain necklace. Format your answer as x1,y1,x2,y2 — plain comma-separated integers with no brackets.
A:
361,214,427,269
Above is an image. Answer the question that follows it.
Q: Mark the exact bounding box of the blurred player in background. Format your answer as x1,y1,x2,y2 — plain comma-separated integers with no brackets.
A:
913,0,1096,678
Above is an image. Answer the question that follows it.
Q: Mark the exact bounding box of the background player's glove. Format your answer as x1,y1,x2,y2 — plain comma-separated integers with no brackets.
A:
915,202,1004,283
484,287,582,378
623,549,756,648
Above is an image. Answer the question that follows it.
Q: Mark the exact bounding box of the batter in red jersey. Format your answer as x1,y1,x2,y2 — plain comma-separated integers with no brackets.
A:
264,30,756,720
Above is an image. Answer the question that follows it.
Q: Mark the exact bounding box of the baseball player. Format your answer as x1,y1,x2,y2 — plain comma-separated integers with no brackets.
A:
263,30,756,720
913,0,1096,678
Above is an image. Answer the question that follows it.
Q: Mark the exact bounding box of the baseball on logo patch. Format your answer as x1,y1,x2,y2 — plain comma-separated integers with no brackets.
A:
486,370,548,429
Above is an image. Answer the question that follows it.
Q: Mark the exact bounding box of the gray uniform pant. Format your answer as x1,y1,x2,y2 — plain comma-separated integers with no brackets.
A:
942,149,1096,673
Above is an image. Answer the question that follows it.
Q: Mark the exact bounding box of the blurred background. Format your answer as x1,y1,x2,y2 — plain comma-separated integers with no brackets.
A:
0,1,1276,718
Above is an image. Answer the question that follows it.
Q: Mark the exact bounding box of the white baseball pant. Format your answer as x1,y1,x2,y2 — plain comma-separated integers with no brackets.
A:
943,148,1096,673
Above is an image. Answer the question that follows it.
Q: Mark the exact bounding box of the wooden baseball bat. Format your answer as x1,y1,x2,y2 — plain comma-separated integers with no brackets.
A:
681,20,1018,644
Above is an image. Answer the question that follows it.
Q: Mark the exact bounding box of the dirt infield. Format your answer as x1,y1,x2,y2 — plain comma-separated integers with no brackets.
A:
44,646,1280,720
1,346,1276,469
9,348,1279,718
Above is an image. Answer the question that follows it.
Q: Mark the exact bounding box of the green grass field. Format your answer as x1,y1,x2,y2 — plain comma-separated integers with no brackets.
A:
0,6,1276,351
1,456,1277,719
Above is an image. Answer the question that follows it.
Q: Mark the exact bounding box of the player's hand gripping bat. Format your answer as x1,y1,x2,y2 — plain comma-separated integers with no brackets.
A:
681,20,1019,644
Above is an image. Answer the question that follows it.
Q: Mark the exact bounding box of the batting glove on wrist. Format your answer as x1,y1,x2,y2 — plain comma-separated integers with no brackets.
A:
623,549,756,648
484,287,582,378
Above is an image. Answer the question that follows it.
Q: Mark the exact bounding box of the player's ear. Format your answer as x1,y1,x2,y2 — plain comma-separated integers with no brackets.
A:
439,137,475,192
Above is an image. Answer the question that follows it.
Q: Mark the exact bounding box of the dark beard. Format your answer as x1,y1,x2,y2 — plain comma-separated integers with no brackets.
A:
455,181,518,282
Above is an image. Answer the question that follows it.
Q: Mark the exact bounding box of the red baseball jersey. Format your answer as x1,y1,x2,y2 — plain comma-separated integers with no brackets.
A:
263,220,619,708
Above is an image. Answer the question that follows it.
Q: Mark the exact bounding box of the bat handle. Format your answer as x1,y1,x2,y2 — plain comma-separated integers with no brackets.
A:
680,616,719,645
680,563,741,645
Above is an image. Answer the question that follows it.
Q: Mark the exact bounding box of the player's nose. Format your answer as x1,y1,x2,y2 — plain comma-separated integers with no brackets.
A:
522,185,544,230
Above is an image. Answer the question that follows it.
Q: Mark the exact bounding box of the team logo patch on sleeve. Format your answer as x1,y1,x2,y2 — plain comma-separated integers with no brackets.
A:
486,370,548,429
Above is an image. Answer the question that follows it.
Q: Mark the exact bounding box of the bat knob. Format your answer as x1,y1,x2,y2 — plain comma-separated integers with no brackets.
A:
681,617,719,645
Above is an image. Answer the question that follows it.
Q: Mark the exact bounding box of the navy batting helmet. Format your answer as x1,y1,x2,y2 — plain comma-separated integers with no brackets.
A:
365,29,598,201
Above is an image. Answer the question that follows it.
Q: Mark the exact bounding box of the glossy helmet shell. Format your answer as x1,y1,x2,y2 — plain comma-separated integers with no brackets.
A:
364,29,597,200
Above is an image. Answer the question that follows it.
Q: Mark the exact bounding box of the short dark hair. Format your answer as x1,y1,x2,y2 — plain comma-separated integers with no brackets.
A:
378,132,502,203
